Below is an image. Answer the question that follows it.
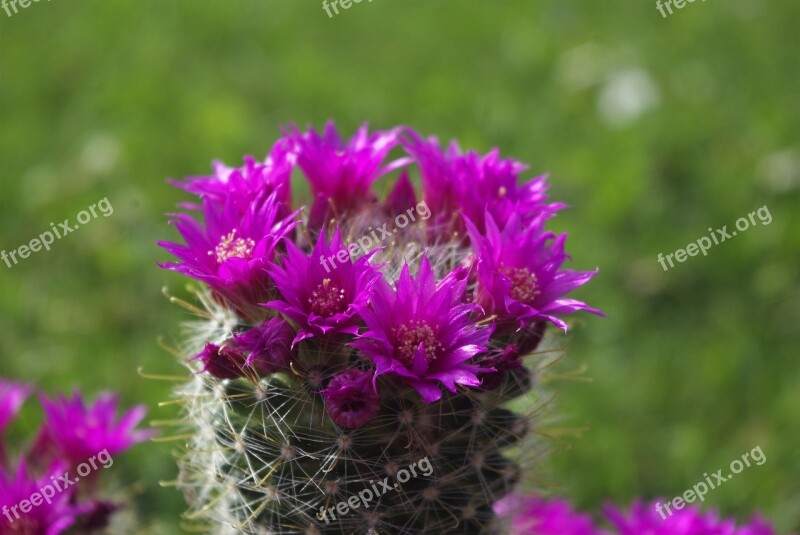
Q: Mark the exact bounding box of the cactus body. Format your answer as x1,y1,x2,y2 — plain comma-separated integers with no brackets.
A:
160,124,600,534
175,333,541,534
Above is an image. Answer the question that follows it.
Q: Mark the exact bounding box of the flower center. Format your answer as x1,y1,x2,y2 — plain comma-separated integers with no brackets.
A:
211,229,255,263
309,278,347,317
394,320,443,366
499,265,540,304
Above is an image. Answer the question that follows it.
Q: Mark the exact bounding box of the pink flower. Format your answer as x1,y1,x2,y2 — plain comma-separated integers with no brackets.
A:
322,369,381,428
494,494,604,535
38,392,153,466
287,122,409,230
159,190,300,321
0,460,87,535
467,212,602,331
352,257,493,402
266,229,382,346
0,380,30,435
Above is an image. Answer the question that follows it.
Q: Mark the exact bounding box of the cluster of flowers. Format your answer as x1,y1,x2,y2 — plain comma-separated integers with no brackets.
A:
0,379,152,534
496,495,782,535
159,122,601,427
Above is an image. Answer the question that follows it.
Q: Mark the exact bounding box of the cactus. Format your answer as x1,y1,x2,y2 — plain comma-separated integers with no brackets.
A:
0,380,152,534
159,123,600,534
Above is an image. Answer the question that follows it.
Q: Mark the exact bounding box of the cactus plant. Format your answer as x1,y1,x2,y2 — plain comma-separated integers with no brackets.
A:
0,380,152,534
159,123,601,534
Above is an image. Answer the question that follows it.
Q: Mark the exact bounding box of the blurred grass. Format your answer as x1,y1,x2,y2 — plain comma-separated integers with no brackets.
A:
0,0,798,532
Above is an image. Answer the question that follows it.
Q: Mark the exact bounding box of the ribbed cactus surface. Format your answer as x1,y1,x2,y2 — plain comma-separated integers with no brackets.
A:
174,334,541,534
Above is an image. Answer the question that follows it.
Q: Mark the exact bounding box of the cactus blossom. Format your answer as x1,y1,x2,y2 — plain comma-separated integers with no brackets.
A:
160,124,600,534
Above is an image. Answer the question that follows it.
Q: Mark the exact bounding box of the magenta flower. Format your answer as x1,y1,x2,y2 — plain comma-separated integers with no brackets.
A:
403,129,563,237
232,318,296,375
159,190,300,321
193,319,296,379
603,499,776,535
467,212,602,331
383,170,418,218
321,368,381,428
494,494,603,535
497,496,784,535
0,460,86,535
476,344,524,391
38,392,153,466
287,122,409,230
735,518,781,535
352,257,493,402
401,132,458,224
266,229,382,346
169,144,294,215
0,380,30,434
193,342,249,380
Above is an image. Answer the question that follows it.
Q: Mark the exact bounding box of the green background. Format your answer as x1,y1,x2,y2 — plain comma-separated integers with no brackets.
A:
1,0,798,532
